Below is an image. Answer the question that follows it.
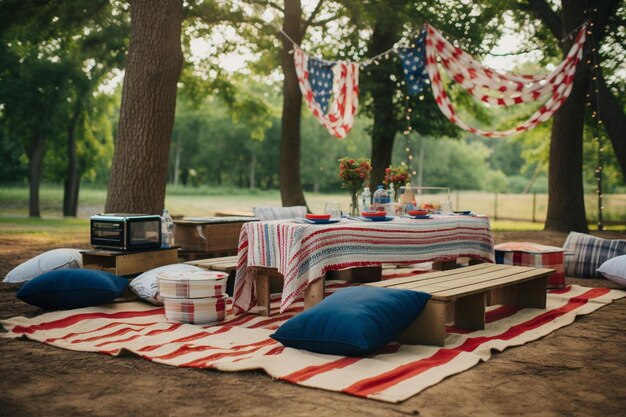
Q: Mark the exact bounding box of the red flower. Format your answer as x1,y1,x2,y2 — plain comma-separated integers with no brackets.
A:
338,157,372,193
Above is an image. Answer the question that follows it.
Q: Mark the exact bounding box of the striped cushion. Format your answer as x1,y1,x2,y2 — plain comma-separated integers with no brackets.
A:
563,232,626,278
253,206,307,221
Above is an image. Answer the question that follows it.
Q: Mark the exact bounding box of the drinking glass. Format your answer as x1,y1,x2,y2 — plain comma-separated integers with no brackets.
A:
324,202,341,219
439,200,453,214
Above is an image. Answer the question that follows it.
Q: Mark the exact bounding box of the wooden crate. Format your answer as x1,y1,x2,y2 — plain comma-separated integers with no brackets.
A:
81,248,179,277
174,218,254,256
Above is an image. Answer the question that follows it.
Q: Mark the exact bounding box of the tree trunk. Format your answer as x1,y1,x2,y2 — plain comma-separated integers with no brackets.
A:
368,23,398,188
63,100,82,217
279,0,307,208
544,0,589,232
27,134,45,218
173,132,181,186
104,0,183,214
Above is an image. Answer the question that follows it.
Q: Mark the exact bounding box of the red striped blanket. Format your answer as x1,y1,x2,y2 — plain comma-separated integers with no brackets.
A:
1,282,624,403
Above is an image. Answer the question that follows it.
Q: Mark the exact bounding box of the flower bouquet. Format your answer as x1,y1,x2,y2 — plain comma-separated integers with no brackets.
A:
383,164,410,201
338,157,372,216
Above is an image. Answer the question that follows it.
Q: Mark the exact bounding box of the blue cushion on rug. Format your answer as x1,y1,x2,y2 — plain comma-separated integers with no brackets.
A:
270,286,431,356
16,269,128,310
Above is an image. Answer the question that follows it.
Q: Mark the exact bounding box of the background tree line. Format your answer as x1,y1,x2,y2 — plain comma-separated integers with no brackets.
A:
0,0,624,232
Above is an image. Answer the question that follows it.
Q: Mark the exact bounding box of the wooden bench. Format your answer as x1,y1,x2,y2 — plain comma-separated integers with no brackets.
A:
186,255,238,272
366,263,553,346
253,261,482,317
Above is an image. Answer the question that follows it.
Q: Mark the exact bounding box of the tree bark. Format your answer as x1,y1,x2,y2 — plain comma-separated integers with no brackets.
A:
27,134,45,218
279,0,307,208
105,0,183,214
368,23,398,189
545,0,589,232
63,100,82,217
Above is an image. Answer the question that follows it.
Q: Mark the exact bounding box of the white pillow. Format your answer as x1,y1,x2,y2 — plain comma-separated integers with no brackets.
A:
597,255,626,287
3,248,83,284
253,206,307,220
129,263,204,305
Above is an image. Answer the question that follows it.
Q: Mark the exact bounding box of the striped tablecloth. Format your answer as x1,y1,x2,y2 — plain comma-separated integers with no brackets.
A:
233,215,495,314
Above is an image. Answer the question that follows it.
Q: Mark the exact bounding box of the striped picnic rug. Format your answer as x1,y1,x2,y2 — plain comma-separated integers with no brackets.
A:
1,281,624,403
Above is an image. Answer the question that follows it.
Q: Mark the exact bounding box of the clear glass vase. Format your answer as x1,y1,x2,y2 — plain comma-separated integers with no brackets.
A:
349,190,360,217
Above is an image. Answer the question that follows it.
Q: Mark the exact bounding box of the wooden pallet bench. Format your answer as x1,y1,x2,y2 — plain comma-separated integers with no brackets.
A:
366,263,553,346
186,256,239,295
185,255,239,272
253,262,482,317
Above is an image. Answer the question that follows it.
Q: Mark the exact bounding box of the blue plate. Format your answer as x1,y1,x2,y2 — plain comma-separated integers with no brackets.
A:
309,218,340,224
453,210,472,215
362,216,393,222
410,214,432,219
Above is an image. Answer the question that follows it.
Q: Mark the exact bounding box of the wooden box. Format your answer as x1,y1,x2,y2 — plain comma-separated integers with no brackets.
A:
174,217,255,257
81,247,179,277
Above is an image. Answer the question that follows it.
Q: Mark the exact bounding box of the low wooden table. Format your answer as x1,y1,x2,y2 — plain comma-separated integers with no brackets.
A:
367,263,553,346
81,247,179,277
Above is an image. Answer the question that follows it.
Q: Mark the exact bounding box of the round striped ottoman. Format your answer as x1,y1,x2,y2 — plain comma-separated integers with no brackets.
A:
157,271,229,325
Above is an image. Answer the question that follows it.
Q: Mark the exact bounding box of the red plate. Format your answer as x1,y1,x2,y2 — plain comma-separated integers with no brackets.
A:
408,209,428,216
361,211,386,218
306,213,332,220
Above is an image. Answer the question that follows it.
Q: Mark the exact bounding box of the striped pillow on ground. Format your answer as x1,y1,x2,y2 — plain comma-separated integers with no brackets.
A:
253,206,307,220
563,232,626,278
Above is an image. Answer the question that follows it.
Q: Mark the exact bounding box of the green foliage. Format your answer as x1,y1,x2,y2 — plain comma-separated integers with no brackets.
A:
0,0,127,198
394,135,507,191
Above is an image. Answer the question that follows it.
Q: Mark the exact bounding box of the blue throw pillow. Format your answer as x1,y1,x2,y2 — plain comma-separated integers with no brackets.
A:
270,286,431,356
16,269,128,310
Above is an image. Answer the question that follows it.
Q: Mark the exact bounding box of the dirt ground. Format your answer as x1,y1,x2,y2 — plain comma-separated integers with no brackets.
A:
1,230,626,417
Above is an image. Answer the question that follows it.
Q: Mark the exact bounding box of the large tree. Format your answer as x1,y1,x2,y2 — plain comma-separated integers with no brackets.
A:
519,0,624,232
105,0,184,214
278,0,307,207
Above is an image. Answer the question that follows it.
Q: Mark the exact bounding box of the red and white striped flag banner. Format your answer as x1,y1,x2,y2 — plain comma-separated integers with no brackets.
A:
424,23,587,138
294,48,359,139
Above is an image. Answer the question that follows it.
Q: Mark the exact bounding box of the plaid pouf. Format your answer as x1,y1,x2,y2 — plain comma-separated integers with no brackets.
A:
495,242,565,289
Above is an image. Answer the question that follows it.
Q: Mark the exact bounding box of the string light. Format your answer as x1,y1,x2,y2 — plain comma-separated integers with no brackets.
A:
588,11,604,231
402,92,416,183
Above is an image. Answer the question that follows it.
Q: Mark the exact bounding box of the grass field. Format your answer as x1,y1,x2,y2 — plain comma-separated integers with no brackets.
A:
0,185,624,232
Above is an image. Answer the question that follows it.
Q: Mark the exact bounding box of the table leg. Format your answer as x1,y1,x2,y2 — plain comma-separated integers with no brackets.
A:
254,272,271,317
303,278,325,310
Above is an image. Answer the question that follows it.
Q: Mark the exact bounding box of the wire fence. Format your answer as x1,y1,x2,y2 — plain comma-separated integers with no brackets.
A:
449,191,626,225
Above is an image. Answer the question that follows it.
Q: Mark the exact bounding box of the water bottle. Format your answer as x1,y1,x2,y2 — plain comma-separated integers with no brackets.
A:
372,185,391,211
161,209,174,248
360,187,371,212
